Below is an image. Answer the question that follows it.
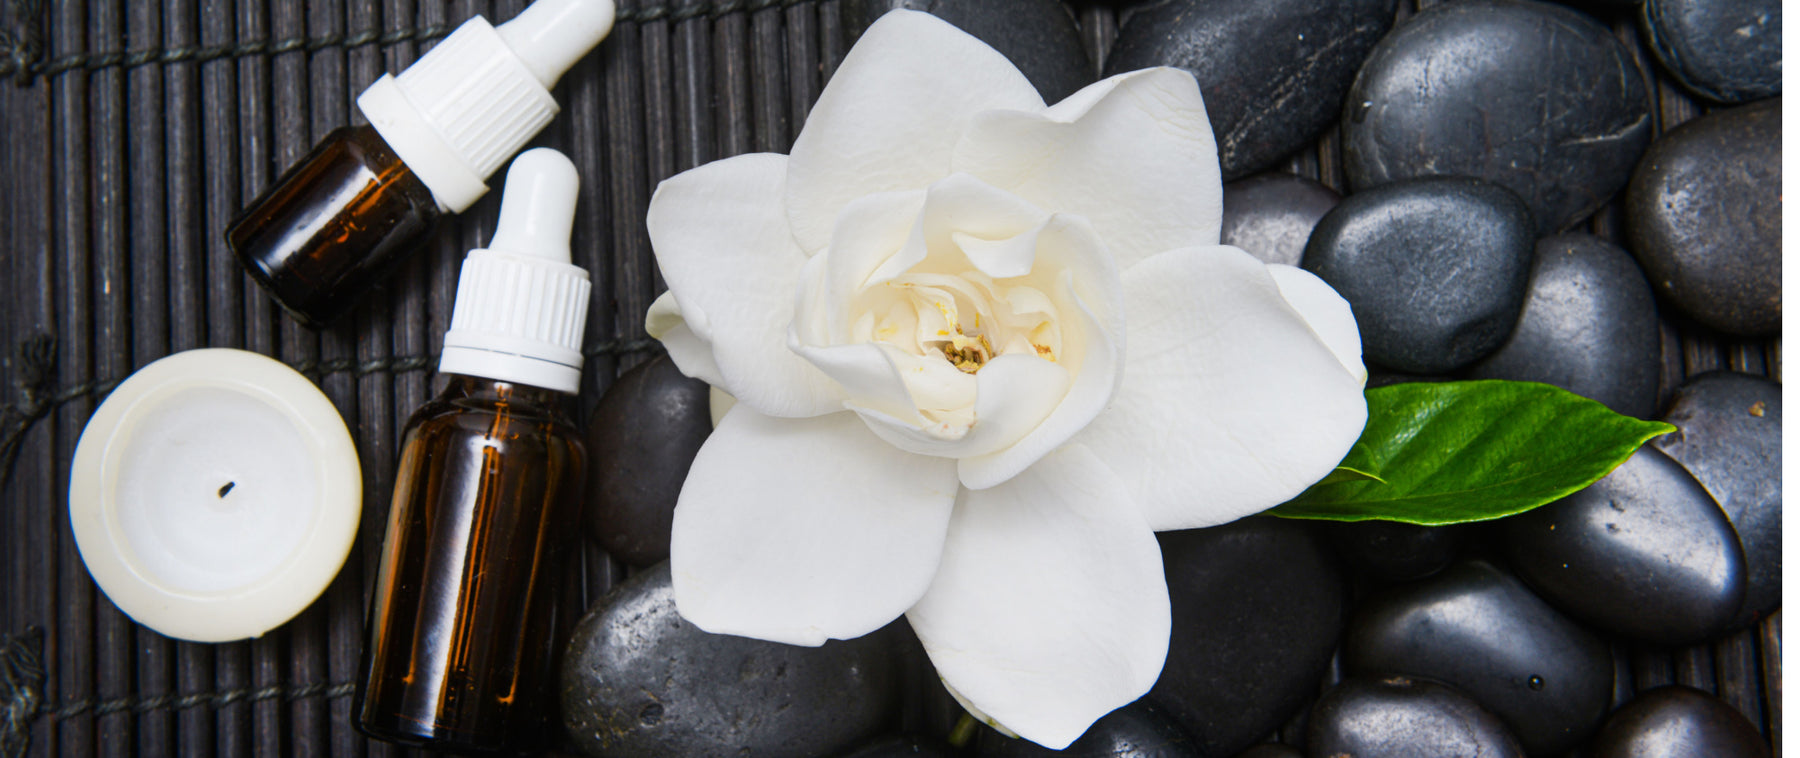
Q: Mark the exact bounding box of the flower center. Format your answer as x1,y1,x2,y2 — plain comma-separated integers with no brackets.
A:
930,301,995,374
873,269,1061,380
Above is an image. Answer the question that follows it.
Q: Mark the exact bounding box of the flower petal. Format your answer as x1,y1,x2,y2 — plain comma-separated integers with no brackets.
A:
958,218,1123,490
858,353,1069,459
1265,263,1367,383
647,152,841,417
786,10,1045,253
670,406,960,646
906,443,1169,750
953,68,1223,270
646,291,727,388
792,339,926,426
1075,246,1368,531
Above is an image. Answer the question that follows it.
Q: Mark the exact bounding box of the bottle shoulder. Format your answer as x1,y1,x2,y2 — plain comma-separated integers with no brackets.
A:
402,381,583,443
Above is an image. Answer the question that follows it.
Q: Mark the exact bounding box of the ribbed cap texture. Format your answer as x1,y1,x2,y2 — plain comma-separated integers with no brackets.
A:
448,250,591,363
394,18,558,179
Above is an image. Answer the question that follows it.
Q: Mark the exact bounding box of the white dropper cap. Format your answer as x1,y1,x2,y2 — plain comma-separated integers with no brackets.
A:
439,149,593,395
356,0,616,214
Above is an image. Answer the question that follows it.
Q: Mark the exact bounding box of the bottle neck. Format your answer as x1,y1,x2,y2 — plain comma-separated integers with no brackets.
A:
439,373,573,414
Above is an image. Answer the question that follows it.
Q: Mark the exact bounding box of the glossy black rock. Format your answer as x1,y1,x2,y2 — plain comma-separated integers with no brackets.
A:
1220,173,1341,267
1503,445,1745,645
846,0,1091,103
1468,234,1662,419
1344,560,1612,757
977,700,1197,757
583,353,713,566
1231,744,1302,758
1343,0,1652,234
1327,520,1463,583
1640,0,1782,103
835,734,959,758
1624,98,1782,335
1149,518,1346,757
1654,371,1783,628
1300,176,1535,373
1307,675,1526,758
1105,0,1397,180
1590,686,1772,758
561,563,899,757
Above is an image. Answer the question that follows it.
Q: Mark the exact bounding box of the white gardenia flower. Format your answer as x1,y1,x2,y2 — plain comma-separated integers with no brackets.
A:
643,9,1368,749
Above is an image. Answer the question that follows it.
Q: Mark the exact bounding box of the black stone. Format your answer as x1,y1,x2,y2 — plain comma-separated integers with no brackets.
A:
561,563,899,757
583,353,713,566
1105,0,1397,180
835,734,959,758
1502,446,1746,646
1467,234,1662,419
1640,0,1782,103
1342,0,1653,234
1343,560,1612,757
1327,520,1463,583
1590,686,1772,758
845,0,1092,103
1149,517,1346,757
976,700,1198,757
1654,371,1783,629
1307,675,1526,758
1624,99,1782,335
1230,744,1302,758
1219,173,1341,267
1300,176,1535,373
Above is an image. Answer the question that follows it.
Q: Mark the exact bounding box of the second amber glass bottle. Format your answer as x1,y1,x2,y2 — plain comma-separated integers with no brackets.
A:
225,0,616,328
356,149,592,753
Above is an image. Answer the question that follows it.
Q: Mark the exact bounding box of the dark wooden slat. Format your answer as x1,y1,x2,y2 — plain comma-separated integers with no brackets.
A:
229,0,290,749
817,0,845,82
86,0,135,755
642,13,677,189
1760,613,1781,752
297,0,368,753
121,1,176,752
1076,5,1112,78
162,0,220,751
1716,629,1766,733
783,2,818,143
361,8,423,757
343,1,393,755
195,5,253,754
560,4,617,591
267,0,323,753
604,0,654,363
1675,644,1717,692
236,0,278,359
1,45,57,757
671,7,714,173
749,6,786,153
51,0,95,754
713,8,753,158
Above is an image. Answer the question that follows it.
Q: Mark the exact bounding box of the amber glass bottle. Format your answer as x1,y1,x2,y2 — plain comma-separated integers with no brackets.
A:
223,0,616,328
357,375,585,752
356,148,592,753
227,125,440,329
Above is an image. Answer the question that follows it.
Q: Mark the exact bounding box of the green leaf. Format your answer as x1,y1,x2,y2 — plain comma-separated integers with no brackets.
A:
1314,465,1387,486
1269,380,1675,526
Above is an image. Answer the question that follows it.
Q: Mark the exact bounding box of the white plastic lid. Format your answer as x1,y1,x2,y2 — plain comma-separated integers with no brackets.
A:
356,0,616,213
440,149,592,394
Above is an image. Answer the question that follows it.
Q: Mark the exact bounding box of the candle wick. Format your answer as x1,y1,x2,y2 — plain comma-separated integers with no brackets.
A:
219,481,236,498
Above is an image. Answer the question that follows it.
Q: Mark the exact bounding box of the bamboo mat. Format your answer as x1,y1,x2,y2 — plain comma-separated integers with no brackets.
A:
0,0,1778,756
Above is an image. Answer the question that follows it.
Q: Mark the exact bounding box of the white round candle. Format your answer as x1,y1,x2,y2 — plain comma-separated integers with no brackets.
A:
69,348,361,643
